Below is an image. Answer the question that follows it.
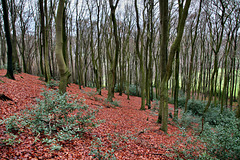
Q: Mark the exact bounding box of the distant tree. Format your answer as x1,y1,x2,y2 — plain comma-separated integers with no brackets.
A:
203,0,228,113
135,0,146,110
184,0,202,112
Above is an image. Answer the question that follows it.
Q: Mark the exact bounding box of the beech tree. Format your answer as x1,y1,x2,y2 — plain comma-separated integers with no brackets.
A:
135,0,146,110
107,0,120,102
1,0,15,80
158,0,191,132
39,0,51,83
184,0,202,112
55,0,71,93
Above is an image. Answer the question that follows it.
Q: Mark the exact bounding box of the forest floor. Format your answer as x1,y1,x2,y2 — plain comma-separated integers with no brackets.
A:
0,69,204,159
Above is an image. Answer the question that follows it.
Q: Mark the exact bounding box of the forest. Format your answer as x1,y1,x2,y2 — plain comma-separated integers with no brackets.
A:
0,0,240,159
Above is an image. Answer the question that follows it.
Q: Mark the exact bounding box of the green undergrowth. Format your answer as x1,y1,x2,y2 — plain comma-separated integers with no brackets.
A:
0,89,99,150
45,80,58,89
104,99,121,108
114,84,141,97
170,96,240,159
89,131,138,159
165,127,207,159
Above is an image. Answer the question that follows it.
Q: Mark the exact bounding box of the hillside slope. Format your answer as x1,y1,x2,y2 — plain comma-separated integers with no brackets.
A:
0,70,201,159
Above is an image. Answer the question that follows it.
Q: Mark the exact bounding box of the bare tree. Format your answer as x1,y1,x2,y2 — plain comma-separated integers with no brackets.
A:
1,0,15,80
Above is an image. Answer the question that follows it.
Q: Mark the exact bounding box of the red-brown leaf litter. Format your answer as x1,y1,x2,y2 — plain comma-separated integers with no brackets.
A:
0,69,204,159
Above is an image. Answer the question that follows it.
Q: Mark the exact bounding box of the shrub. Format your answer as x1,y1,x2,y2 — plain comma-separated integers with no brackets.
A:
86,82,96,88
168,97,174,104
114,84,120,93
0,64,7,69
178,112,201,131
1,89,98,148
128,84,140,97
178,90,186,98
177,100,240,159
104,99,121,108
86,90,97,97
111,100,120,107
187,99,205,116
169,96,186,109
46,80,58,89
89,136,116,160
151,99,159,112
166,128,205,159
201,116,240,159
22,90,97,136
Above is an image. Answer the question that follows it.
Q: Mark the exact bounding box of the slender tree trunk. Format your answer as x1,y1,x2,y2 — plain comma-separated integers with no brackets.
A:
43,0,51,82
107,0,120,102
174,49,179,121
184,0,202,112
135,0,146,110
127,53,130,100
62,6,68,67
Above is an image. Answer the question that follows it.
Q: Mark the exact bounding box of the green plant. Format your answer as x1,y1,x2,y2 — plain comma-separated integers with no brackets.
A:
151,99,159,112
51,144,62,151
187,99,205,116
1,89,98,147
46,80,58,89
86,90,97,97
0,64,7,69
13,63,21,73
0,133,21,146
166,128,205,159
204,107,235,126
114,84,121,93
27,89,97,136
177,99,240,159
89,136,116,160
104,99,121,108
169,96,187,108
201,115,240,159
0,116,22,146
178,112,202,132
111,100,120,107
86,82,96,88
128,84,140,97
3,115,21,134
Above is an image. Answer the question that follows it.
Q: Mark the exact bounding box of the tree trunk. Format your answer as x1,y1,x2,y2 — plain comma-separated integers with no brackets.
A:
55,0,71,93
107,0,120,102
2,0,15,80
174,49,179,121
135,0,146,110
158,0,191,133
184,0,202,112
10,0,20,72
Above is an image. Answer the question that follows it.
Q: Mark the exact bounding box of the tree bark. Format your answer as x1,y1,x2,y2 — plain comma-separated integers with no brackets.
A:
55,0,71,93
2,0,15,80
158,0,191,133
108,0,120,102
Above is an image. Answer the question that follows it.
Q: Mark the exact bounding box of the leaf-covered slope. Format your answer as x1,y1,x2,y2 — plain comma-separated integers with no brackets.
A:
0,70,202,159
